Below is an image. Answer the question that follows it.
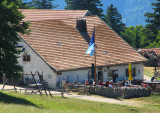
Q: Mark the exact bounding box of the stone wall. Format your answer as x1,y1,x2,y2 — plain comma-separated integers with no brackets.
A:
89,85,151,98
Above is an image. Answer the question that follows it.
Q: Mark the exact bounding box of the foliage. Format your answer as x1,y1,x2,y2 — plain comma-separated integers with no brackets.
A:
121,25,149,49
19,0,32,9
65,0,104,18
0,0,29,79
121,0,160,48
145,0,160,34
26,0,58,9
144,0,160,47
104,4,126,35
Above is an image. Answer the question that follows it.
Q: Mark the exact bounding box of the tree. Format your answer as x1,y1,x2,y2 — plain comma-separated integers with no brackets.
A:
0,0,29,79
27,0,58,9
19,0,33,9
65,0,103,18
144,0,160,46
148,30,160,48
121,25,148,49
145,0,160,34
104,4,126,35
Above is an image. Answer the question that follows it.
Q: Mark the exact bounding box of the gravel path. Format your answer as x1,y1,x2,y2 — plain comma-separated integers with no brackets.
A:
144,75,151,81
63,93,142,107
0,84,144,107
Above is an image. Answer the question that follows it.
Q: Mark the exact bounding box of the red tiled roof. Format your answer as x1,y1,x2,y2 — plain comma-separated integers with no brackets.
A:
19,9,88,21
19,9,147,71
139,48,160,56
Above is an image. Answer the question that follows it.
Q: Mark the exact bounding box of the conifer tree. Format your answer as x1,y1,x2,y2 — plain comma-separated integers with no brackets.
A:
0,0,29,79
104,4,126,35
28,0,58,9
145,0,160,34
144,0,160,45
65,0,103,18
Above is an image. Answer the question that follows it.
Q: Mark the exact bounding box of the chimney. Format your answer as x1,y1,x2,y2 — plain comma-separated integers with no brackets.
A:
76,19,87,33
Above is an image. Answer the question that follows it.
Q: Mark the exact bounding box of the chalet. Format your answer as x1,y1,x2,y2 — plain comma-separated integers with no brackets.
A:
18,9,147,88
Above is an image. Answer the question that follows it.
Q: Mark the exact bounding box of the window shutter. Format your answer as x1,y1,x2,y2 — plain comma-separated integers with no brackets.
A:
132,68,136,77
27,55,30,61
23,55,26,61
126,69,129,77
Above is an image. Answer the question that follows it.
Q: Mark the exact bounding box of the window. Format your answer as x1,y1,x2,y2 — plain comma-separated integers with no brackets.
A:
23,55,30,61
108,69,113,81
126,68,136,77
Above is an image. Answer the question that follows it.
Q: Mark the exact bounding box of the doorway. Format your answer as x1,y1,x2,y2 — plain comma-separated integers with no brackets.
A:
98,68,103,82
113,70,118,83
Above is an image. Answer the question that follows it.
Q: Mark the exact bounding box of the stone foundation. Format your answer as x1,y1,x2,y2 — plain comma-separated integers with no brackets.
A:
89,85,151,98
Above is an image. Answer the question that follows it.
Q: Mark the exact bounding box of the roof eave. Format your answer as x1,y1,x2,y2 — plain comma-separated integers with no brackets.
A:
58,60,148,72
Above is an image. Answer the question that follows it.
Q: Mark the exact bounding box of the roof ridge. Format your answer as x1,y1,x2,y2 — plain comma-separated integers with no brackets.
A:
24,15,97,22
19,9,88,11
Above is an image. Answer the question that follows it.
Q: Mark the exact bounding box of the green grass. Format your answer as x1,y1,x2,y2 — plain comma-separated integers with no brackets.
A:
144,66,155,78
0,91,151,113
144,66,160,80
0,91,160,113
133,93,160,104
131,93,160,113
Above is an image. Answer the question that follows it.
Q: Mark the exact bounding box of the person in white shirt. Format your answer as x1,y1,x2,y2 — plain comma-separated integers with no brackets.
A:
61,77,66,89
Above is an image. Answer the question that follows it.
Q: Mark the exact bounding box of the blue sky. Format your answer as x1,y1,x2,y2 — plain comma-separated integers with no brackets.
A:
23,0,153,26
24,0,123,14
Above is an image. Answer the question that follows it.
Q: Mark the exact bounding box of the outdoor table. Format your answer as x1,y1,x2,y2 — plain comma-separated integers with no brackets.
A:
143,81,160,90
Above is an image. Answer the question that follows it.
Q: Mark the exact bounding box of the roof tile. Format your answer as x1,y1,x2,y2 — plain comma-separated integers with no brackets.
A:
19,9,147,71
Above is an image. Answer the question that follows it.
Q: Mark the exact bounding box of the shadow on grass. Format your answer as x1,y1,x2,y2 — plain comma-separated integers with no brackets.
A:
0,92,39,108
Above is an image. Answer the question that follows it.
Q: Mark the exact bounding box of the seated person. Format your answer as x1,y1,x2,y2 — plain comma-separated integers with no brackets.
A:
89,79,93,85
151,75,156,81
108,80,113,88
121,79,125,86
104,81,108,87
65,81,68,86
99,80,103,86
73,81,77,85
143,83,147,88
85,79,89,85
125,80,128,87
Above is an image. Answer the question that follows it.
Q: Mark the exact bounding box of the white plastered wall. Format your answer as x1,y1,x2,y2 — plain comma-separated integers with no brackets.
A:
57,63,144,84
103,63,144,82
57,69,89,84
17,39,56,89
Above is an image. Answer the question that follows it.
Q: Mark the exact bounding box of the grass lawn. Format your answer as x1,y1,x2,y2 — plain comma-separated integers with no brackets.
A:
144,66,154,78
131,93,160,113
144,66,160,80
0,91,160,113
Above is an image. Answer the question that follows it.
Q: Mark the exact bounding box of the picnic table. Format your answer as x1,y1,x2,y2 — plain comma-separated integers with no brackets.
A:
143,81,160,90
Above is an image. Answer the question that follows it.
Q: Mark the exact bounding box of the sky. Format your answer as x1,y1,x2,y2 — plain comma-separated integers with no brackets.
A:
24,0,124,13
24,0,154,27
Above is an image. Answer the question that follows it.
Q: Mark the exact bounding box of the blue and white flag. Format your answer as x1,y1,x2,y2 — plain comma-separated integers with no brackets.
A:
86,28,95,56
86,43,95,56
89,28,95,46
